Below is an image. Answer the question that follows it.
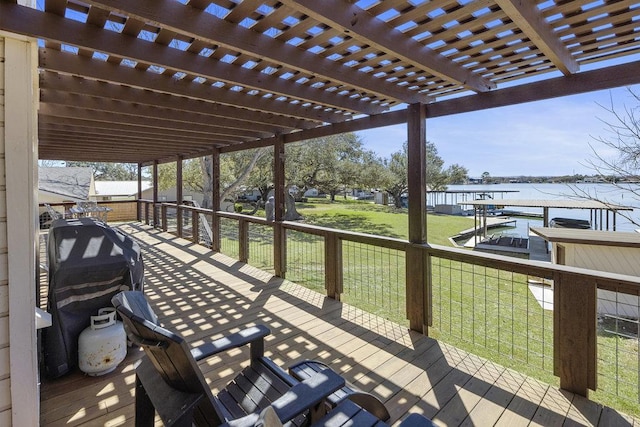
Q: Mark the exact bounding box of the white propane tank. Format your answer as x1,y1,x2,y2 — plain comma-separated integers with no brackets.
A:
78,307,127,376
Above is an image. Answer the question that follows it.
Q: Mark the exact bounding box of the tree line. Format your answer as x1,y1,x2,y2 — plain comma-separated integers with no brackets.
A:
61,135,468,209
156,134,468,209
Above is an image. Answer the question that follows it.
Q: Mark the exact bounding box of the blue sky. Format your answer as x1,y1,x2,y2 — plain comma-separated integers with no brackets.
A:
357,84,640,178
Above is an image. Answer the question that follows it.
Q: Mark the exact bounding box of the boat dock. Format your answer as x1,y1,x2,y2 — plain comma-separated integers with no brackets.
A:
452,217,517,242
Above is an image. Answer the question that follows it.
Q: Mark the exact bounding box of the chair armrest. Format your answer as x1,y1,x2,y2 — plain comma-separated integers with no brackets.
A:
271,369,345,423
221,369,345,427
191,325,270,362
399,413,437,427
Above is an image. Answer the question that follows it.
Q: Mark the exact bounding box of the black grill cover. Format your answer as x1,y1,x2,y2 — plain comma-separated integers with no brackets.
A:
43,218,144,378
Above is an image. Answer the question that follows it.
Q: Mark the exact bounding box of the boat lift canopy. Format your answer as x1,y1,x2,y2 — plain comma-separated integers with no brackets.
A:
461,199,634,239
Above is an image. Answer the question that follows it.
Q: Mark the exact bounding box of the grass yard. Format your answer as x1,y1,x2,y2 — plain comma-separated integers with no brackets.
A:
297,197,474,245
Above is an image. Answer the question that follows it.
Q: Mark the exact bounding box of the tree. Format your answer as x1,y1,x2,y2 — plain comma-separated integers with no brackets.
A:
576,87,640,225
381,141,464,208
158,159,202,193
241,149,274,203
285,134,376,201
445,164,469,185
219,148,269,203
156,149,269,209
65,161,138,180
382,145,409,208
481,171,491,183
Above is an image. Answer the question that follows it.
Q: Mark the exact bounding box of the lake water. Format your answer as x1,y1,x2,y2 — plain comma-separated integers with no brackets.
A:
438,183,640,234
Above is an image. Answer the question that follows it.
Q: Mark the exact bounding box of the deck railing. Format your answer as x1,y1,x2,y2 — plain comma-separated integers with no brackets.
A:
39,200,139,226
141,200,640,415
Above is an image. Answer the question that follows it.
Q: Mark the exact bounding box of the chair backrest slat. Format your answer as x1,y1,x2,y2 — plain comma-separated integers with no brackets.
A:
112,291,222,425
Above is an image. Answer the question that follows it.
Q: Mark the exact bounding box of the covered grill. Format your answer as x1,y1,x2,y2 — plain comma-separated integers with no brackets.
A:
43,218,144,378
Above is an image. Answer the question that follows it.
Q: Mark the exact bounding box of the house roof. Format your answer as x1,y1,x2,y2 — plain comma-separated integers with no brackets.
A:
94,180,152,196
39,166,94,200
462,199,634,211
530,227,640,248
1,1,639,165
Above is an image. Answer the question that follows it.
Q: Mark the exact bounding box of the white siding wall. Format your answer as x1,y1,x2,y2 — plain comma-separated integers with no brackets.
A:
554,242,640,318
0,36,11,427
0,31,40,426
558,243,640,276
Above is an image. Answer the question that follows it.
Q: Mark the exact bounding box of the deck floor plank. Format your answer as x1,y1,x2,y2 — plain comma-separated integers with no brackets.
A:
39,224,639,426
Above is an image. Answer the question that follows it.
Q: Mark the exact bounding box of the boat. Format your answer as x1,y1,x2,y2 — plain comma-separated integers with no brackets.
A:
549,217,591,229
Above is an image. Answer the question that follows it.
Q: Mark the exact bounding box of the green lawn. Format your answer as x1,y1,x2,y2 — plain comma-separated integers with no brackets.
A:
298,197,474,246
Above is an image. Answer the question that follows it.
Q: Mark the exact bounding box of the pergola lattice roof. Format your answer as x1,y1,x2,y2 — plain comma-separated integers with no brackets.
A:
1,0,639,164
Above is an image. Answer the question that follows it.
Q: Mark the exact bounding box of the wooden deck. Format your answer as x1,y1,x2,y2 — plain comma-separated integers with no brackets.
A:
40,223,639,426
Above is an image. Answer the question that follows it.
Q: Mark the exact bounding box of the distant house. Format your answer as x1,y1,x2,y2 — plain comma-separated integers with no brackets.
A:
141,186,203,204
94,180,152,201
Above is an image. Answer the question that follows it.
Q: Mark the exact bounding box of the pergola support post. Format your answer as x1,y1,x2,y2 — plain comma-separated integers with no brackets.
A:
273,135,286,278
176,155,183,238
211,150,221,252
152,160,159,227
406,103,429,334
137,162,142,222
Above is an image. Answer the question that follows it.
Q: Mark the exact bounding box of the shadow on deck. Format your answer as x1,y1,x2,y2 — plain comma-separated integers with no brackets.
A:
39,223,638,426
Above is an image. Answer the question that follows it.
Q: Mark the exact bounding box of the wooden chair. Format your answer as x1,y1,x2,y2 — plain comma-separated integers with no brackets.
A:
221,399,436,427
112,291,345,426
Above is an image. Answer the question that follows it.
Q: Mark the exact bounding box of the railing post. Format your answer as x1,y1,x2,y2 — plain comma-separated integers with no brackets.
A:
154,203,160,228
212,212,221,252
145,203,150,226
324,232,343,300
161,204,167,232
274,224,286,278
177,205,183,238
239,219,249,263
406,245,428,333
425,251,432,327
553,272,597,397
192,209,199,244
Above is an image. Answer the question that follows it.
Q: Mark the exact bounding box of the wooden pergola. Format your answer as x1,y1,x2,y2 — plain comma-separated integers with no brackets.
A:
0,0,638,163
2,0,640,334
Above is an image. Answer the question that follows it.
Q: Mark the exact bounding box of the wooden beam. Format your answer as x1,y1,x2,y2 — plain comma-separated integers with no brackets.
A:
282,0,495,93
220,109,408,153
495,0,578,75
40,91,274,138
39,117,233,145
0,3,385,114
38,49,341,124
39,103,258,140
222,59,640,154
41,72,313,131
38,124,228,147
83,0,429,105
38,136,196,155
427,60,640,118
